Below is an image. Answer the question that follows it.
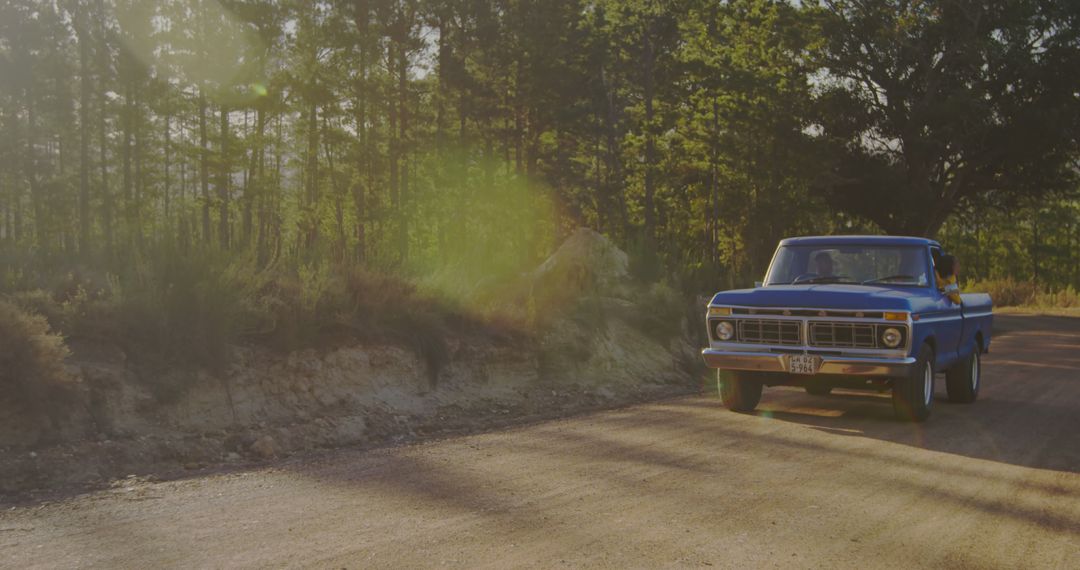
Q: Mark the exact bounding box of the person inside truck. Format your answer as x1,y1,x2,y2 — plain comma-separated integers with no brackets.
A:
935,253,962,304
813,251,835,277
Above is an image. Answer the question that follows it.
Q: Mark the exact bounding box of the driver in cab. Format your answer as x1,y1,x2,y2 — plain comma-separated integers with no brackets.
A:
936,254,962,305
813,251,835,277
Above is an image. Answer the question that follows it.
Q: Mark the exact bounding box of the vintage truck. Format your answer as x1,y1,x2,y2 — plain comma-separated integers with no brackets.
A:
701,236,993,422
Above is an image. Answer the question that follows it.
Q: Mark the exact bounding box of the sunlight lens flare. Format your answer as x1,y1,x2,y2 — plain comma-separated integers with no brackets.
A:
114,0,265,98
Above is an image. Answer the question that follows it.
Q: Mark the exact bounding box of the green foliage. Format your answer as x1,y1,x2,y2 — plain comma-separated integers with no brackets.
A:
0,0,1075,355
623,282,686,342
807,0,1080,236
942,198,1080,290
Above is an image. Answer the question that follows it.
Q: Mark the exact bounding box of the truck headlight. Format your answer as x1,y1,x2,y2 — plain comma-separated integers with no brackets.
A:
715,321,735,341
881,327,902,348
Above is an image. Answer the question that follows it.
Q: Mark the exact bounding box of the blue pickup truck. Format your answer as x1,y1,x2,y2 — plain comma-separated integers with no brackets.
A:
701,236,993,422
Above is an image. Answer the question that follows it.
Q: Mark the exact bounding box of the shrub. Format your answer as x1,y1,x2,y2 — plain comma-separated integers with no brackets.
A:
1034,286,1080,308
965,278,1036,306
622,282,687,341
111,252,255,372
1,247,527,400
965,278,1080,308
0,300,76,419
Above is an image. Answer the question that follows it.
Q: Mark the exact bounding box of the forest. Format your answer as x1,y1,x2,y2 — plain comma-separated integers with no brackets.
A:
2,0,1079,366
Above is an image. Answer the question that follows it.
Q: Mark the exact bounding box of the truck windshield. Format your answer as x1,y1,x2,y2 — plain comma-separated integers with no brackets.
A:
765,245,930,287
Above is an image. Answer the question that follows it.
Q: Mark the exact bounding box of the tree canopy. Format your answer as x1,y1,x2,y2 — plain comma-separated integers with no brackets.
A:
0,0,1077,292
809,0,1080,236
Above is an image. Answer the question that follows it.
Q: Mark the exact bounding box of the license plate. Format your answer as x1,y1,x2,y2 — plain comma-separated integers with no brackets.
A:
789,354,819,375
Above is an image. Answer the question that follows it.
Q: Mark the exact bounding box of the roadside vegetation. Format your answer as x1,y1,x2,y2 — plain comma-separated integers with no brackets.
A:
0,1,1077,412
2,252,511,401
965,278,1080,314
0,300,75,424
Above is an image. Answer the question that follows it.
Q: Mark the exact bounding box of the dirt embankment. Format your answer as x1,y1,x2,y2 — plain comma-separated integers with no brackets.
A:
0,229,702,498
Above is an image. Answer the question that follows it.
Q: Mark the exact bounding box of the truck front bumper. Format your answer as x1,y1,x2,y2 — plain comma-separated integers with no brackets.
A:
701,349,915,377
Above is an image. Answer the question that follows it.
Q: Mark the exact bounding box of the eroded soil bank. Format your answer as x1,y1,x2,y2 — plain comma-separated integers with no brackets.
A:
1,229,704,499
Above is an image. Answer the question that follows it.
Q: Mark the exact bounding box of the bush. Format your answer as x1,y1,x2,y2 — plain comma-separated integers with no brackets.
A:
1037,286,1080,308
0,300,75,419
965,278,1080,308
0,246,528,400
965,278,1036,306
623,282,687,341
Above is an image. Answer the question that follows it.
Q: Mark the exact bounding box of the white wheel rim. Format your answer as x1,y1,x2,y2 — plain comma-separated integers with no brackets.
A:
972,352,980,391
923,362,933,406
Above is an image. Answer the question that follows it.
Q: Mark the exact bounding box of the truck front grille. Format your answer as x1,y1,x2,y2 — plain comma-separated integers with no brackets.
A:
737,319,801,345
809,322,877,348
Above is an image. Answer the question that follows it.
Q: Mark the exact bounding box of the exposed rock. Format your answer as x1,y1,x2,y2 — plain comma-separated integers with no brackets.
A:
532,228,630,295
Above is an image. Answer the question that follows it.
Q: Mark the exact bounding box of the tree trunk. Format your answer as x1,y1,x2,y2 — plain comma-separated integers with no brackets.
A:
77,12,92,258
164,113,171,237
388,52,399,257
134,93,145,250
199,90,211,244
97,0,112,259
709,96,719,266
27,97,47,251
641,21,657,246
322,118,346,263
304,102,319,252
397,34,409,263
121,78,133,251
601,64,627,239
353,34,368,263
218,105,230,250
243,107,263,248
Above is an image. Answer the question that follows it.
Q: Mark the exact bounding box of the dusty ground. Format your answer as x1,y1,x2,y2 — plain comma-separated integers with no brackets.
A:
2,314,1078,569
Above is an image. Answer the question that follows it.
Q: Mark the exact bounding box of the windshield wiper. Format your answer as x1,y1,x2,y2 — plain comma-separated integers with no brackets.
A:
791,275,854,285
862,274,916,285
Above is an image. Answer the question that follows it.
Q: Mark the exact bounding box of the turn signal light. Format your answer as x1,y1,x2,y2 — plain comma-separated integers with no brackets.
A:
883,312,908,321
708,307,732,316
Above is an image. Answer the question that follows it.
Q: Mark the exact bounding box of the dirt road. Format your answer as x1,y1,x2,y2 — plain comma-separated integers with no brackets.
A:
3,314,1079,569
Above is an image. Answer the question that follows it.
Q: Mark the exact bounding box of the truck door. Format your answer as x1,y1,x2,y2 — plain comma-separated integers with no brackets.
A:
929,246,963,369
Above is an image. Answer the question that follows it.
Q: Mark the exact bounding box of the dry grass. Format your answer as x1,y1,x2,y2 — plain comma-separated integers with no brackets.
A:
965,278,1080,309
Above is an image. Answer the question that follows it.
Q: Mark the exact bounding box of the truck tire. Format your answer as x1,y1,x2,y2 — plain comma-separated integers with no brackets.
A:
804,385,832,396
892,343,934,422
718,370,763,412
946,349,980,403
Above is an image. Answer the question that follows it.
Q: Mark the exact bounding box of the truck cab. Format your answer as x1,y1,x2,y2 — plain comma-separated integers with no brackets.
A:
701,236,993,422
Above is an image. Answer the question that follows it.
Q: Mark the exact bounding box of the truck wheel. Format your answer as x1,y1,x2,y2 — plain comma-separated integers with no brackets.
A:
718,370,763,412
805,385,832,396
946,349,980,404
892,343,934,422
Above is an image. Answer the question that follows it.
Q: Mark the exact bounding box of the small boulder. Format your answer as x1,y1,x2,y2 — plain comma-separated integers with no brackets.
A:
532,228,629,291
249,435,278,459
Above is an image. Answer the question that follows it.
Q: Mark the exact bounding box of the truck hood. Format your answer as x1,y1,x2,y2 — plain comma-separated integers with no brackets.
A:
709,284,934,313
